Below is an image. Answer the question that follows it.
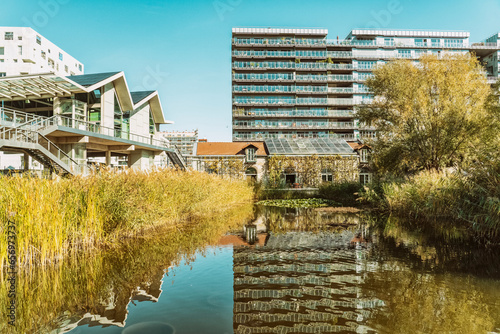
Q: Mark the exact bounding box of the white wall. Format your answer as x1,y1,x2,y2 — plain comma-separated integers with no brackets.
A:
130,103,151,137
0,27,84,77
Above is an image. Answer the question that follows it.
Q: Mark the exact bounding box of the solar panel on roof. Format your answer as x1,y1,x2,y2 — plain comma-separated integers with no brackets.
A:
67,72,121,87
265,138,355,156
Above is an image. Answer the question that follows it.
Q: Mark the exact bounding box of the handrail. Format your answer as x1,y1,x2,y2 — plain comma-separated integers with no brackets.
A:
51,115,170,149
0,126,80,174
0,108,172,150
0,107,47,130
172,144,187,167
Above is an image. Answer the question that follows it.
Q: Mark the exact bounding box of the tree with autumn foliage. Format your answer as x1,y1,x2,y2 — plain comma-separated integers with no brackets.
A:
358,54,498,175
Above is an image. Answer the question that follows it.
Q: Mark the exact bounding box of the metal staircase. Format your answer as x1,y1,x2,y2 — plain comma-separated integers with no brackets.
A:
166,145,188,169
0,125,79,175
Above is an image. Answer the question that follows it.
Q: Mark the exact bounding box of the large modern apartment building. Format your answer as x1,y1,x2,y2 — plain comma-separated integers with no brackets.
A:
232,27,500,141
0,27,84,77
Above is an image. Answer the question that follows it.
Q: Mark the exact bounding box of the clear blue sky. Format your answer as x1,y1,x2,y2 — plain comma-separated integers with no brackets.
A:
3,0,500,141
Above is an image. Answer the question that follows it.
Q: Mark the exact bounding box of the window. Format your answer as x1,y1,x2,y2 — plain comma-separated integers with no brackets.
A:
78,64,82,71
398,50,411,58
36,35,42,45
444,39,463,47
415,39,425,47
245,147,256,162
149,112,155,134
384,38,394,46
64,65,68,73
59,52,63,61
245,167,257,182
0,73,6,77
17,36,22,40
321,169,333,183
360,148,369,163
5,32,13,40
360,173,372,185
18,45,22,56
41,50,46,59
0,47,4,55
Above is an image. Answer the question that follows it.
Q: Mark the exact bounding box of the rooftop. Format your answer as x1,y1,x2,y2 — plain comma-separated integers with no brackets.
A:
265,138,355,156
349,29,470,38
67,72,121,87
232,27,328,36
197,142,267,156
130,91,156,104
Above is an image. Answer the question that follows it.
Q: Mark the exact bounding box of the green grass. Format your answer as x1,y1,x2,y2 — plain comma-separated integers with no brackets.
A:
0,168,254,268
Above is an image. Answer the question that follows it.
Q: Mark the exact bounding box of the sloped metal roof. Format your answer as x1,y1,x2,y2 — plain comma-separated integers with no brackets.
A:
131,91,156,104
265,138,355,156
66,72,121,87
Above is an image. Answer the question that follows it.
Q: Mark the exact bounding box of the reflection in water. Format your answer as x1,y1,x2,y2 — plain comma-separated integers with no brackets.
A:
1,206,499,334
0,204,254,334
232,207,378,333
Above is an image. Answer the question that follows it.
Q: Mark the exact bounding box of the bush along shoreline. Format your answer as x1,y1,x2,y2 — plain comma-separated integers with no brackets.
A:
0,168,254,268
358,167,500,240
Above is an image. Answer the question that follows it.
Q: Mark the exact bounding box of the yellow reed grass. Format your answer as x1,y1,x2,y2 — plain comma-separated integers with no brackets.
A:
0,168,253,268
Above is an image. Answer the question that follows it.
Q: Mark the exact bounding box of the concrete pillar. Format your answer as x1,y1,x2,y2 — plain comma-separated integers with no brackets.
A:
105,151,111,166
23,153,30,170
128,150,154,170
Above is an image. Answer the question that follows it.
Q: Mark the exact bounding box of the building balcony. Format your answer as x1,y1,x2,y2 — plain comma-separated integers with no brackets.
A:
232,37,484,50
232,62,354,71
233,97,356,106
232,109,355,118
233,133,357,141
232,86,368,95
232,73,356,83
233,122,357,130
232,50,353,59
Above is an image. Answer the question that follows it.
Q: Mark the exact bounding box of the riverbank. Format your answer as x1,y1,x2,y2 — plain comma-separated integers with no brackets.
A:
360,168,500,239
0,168,253,268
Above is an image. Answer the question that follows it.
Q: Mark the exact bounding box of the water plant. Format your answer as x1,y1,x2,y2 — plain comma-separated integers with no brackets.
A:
256,198,339,208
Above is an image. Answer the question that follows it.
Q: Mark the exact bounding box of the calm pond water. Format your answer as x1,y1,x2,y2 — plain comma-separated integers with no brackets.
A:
2,205,500,334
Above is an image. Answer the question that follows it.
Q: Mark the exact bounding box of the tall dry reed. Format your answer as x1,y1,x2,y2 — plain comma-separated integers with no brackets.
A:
0,168,253,268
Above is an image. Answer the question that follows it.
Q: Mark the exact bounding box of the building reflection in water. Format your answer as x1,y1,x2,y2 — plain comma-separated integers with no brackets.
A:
226,206,382,334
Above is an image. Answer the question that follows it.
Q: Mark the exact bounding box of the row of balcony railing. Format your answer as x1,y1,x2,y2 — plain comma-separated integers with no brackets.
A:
232,61,377,70
232,73,374,82
232,109,355,118
232,50,352,58
233,133,359,140
232,50,467,59
232,85,369,94
232,37,498,49
0,107,171,149
233,97,373,106
233,121,357,130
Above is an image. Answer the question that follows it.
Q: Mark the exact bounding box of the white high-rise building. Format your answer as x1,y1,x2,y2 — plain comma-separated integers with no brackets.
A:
0,27,84,171
0,27,84,77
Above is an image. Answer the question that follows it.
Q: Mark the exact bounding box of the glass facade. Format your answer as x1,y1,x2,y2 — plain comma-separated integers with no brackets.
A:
232,28,475,141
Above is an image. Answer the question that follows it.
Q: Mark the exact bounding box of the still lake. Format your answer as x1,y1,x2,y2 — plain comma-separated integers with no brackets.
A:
6,205,500,334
